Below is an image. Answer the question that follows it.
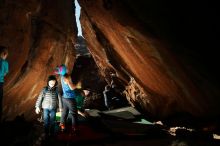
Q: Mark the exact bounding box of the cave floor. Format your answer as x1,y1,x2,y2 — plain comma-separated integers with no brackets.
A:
35,116,220,146
1,107,220,146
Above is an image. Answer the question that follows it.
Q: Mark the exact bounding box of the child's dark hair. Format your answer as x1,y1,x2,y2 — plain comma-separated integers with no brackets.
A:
0,45,8,56
47,75,58,86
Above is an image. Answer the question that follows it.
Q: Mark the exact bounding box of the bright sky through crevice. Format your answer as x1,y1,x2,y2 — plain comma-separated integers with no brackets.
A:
75,0,82,36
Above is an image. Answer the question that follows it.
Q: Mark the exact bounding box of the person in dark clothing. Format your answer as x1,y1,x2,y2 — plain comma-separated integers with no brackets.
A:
103,85,114,110
0,46,9,122
103,84,128,110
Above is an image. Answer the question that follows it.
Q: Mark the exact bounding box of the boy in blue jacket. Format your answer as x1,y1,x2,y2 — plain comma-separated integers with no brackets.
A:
0,46,9,121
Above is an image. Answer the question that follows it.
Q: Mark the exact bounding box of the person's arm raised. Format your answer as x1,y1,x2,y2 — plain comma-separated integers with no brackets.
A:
65,77,76,90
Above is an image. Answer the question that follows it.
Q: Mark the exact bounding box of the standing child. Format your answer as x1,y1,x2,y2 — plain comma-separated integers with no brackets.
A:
35,75,62,138
0,46,9,121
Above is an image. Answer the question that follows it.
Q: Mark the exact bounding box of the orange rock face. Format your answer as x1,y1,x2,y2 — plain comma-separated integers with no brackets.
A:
0,0,219,120
79,0,219,118
0,0,77,120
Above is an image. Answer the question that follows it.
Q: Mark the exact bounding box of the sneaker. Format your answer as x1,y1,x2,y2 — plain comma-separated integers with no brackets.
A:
59,123,65,132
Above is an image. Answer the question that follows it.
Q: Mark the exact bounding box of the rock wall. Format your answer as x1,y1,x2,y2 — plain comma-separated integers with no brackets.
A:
0,0,219,120
79,0,219,119
0,0,77,120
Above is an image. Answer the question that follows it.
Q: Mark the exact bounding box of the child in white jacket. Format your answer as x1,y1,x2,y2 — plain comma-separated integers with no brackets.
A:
35,75,62,137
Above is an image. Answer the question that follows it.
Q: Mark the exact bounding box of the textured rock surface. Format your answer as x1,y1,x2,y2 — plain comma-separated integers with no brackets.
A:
0,0,219,120
79,0,219,119
0,0,77,120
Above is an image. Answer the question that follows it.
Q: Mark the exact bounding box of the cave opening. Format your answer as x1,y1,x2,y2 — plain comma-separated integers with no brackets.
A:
75,0,82,37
